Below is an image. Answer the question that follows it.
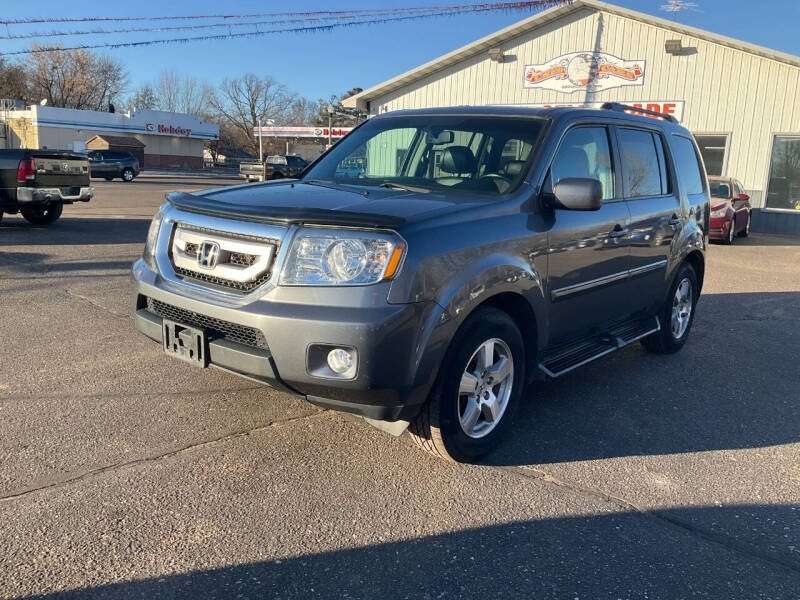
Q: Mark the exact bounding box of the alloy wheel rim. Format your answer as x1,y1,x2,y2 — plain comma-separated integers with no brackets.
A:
458,338,514,439
124,170,133,181
671,278,693,339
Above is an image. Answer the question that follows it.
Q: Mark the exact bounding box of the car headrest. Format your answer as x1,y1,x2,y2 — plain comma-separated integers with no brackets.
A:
503,160,526,178
557,147,590,179
440,146,476,174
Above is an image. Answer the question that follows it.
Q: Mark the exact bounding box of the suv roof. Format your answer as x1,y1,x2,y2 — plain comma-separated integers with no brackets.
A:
374,104,683,132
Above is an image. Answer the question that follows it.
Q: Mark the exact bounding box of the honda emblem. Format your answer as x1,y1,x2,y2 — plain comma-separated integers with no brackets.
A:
197,241,220,269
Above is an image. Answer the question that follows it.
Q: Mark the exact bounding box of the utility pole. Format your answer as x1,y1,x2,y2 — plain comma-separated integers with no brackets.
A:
258,118,263,163
327,104,334,148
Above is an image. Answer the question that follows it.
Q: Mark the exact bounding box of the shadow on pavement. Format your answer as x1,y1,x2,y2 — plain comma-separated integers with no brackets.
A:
0,218,151,246
483,291,800,467
18,504,800,599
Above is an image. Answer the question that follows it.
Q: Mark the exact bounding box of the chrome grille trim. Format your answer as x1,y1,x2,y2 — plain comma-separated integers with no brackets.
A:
155,204,298,306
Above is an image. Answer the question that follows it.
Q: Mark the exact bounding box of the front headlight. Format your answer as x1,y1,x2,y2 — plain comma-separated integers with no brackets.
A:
710,207,726,218
279,228,406,286
142,205,164,269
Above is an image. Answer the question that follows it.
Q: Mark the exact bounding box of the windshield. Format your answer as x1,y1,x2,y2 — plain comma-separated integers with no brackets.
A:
303,115,546,196
710,181,731,199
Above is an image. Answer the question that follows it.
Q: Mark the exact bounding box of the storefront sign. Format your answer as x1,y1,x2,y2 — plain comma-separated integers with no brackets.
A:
524,52,645,93
145,123,193,136
254,126,353,139
522,101,685,122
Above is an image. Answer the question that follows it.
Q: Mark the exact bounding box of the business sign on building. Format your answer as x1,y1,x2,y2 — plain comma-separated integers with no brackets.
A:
524,52,645,93
254,126,353,139
522,101,685,121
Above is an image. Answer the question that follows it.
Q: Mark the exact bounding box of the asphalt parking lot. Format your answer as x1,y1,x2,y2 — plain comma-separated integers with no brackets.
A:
1,175,799,599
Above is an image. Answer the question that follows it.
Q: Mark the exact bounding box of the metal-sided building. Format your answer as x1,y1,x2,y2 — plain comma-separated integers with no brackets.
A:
344,0,800,234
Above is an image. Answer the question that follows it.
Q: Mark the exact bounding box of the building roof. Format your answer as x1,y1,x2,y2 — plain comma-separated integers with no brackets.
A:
343,0,800,111
86,135,146,148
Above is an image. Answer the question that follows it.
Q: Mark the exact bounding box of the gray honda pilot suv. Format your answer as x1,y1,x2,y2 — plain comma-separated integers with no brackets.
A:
133,103,709,462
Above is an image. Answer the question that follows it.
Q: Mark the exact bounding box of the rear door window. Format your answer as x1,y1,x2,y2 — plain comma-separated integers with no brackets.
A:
551,126,615,200
618,128,664,198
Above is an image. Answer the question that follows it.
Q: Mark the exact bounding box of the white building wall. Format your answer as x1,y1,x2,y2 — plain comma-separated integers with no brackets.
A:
368,6,800,206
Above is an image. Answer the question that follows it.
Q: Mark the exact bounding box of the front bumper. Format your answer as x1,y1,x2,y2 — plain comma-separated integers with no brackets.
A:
17,186,93,204
708,216,731,239
132,260,441,421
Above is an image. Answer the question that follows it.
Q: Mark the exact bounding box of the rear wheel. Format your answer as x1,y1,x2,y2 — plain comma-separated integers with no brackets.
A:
122,168,135,182
738,212,751,237
641,263,698,354
104,177,113,181
409,307,525,462
21,202,63,225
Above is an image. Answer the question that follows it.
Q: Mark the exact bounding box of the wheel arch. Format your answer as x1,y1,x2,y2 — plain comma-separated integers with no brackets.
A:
684,249,705,293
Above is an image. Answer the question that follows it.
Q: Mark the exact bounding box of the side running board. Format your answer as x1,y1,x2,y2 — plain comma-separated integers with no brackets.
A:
538,316,660,378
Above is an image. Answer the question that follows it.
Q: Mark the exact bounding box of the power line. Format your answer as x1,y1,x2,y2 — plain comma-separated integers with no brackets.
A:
0,1,568,56
0,2,565,26
0,10,449,40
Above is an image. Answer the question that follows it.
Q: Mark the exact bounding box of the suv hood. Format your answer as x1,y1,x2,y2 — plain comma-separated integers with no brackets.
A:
170,180,487,229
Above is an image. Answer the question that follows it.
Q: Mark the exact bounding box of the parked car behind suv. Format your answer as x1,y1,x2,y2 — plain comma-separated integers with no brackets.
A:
708,175,751,243
88,150,140,182
133,104,709,462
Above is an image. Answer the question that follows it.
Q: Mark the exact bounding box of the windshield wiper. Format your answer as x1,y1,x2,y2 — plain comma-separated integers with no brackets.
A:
378,182,431,193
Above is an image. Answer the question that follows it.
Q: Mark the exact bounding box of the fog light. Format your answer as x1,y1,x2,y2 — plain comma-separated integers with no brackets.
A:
327,348,355,374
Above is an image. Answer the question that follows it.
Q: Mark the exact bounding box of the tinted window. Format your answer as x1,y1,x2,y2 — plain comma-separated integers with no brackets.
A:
551,127,614,200
618,129,663,198
305,116,545,196
710,181,731,198
672,136,705,195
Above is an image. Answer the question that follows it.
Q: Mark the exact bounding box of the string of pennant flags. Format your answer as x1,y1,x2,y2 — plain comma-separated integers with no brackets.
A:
0,1,570,55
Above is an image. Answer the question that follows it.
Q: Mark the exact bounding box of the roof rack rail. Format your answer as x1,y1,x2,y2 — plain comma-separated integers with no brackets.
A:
600,102,677,123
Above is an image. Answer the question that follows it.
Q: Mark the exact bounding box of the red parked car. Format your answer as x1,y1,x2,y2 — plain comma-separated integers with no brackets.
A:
708,176,752,243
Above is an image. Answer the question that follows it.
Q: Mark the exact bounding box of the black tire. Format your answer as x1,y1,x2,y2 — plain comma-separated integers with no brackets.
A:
20,202,63,225
121,168,135,182
738,212,751,237
409,307,525,462
723,217,735,244
641,262,698,355
104,177,113,181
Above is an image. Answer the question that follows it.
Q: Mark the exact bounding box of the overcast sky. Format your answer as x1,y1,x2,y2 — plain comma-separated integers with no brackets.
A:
4,0,799,102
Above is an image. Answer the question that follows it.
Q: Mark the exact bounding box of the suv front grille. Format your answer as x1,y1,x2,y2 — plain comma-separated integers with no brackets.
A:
146,297,268,351
169,224,278,294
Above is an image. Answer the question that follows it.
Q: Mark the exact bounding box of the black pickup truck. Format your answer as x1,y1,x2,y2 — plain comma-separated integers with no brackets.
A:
0,149,93,225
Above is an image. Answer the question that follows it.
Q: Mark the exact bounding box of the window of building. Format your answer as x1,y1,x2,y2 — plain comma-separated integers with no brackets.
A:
618,128,665,198
766,136,800,210
694,134,728,176
551,127,614,200
671,135,705,196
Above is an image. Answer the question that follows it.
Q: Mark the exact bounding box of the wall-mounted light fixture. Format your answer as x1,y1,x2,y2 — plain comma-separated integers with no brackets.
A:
665,39,683,55
488,48,506,63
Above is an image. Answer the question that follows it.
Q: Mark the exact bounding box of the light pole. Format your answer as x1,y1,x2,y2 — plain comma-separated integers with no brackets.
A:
327,103,334,147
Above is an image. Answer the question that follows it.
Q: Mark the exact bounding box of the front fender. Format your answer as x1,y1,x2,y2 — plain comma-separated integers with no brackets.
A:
404,253,547,402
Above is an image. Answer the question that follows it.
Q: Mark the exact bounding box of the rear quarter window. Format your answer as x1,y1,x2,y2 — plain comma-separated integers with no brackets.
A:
671,135,706,195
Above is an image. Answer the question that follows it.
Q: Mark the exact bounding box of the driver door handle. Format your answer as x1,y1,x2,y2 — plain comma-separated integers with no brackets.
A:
608,224,629,238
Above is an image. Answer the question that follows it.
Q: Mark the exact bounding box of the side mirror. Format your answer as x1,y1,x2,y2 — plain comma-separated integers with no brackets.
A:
738,193,750,201
552,178,603,211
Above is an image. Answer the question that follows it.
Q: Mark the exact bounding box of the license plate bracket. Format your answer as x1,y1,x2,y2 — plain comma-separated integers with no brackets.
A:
162,319,208,367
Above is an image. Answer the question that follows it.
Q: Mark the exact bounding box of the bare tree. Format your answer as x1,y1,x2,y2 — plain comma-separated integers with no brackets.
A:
210,74,296,154
0,58,27,101
154,70,212,116
25,45,128,111
127,84,158,111
313,88,366,127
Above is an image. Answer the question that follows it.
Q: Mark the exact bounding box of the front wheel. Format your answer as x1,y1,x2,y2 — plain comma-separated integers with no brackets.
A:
20,202,63,225
409,307,525,462
641,263,698,354
121,168,135,182
723,217,736,244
